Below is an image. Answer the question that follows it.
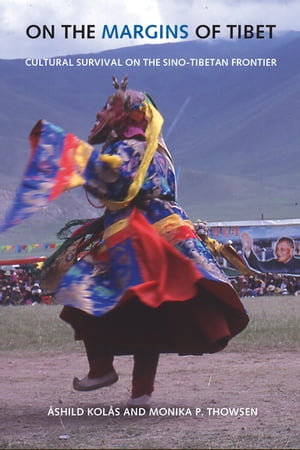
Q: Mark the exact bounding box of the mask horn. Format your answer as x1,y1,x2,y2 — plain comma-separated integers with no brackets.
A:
112,76,119,90
112,75,128,91
120,75,128,91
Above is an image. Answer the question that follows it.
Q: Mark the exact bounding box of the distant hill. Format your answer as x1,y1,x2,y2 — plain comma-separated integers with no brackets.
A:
0,33,299,249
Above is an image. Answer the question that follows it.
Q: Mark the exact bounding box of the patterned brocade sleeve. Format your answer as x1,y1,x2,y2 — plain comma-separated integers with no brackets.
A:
83,139,147,201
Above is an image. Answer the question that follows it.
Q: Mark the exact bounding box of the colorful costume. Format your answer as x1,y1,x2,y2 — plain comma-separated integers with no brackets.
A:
2,77,249,405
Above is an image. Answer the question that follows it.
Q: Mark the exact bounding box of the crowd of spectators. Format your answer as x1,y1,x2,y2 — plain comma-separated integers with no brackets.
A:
1,264,300,306
0,265,51,306
231,273,300,297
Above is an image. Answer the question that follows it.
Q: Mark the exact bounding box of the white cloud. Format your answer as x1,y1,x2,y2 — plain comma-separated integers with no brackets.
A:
0,0,299,59
157,0,300,31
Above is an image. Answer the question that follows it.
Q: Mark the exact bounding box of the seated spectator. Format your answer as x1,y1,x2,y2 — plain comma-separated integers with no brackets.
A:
1,285,12,305
31,282,42,304
254,279,266,296
10,286,23,305
266,280,276,295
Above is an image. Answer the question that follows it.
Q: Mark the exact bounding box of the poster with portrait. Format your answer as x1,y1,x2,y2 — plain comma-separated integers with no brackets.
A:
208,219,300,275
0,1,299,449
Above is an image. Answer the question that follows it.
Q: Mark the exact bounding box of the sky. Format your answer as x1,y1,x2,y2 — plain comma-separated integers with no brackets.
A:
1,0,300,59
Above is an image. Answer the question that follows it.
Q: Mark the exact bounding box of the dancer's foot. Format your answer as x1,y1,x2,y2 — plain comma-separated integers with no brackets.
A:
73,369,118,391
127,394,152,408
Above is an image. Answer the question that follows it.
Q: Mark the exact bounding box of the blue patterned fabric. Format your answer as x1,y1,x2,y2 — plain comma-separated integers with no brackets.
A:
52,137,234,316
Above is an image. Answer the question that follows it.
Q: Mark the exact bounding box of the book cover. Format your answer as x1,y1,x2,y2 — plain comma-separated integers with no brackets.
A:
0,1,299,449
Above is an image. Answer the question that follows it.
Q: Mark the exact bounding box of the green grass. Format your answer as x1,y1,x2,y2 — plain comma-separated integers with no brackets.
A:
0,296,299,353
228,295,300,352
0,304,76,352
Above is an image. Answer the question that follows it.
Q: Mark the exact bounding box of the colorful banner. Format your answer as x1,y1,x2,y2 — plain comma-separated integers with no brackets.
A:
0,120,93,233
0,243,61,253
208,219,300,275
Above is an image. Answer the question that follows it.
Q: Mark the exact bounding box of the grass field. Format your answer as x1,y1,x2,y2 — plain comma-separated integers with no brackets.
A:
0,295,299,353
